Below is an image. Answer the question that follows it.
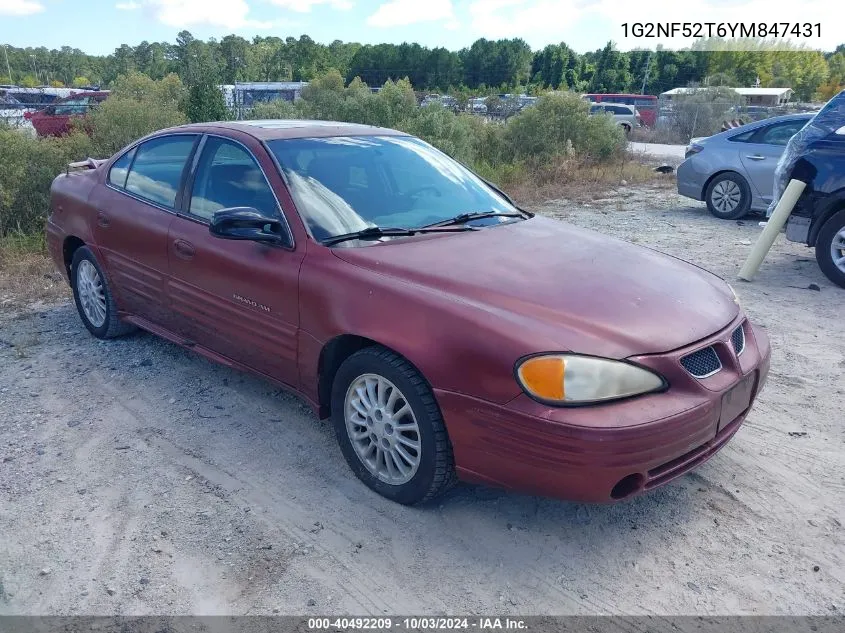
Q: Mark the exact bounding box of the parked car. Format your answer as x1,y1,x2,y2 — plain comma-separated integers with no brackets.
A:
676,113,814,219
0,93,33,129
47,120,770,505
783,123,845,287
589,103,639,134
468,97,488,114
26,90,109,137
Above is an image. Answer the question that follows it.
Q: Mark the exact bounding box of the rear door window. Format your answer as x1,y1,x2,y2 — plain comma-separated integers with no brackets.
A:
124,135,197,209
752,120,808,146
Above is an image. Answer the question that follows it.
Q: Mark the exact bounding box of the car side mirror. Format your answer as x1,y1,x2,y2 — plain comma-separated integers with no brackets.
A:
209,207,286,245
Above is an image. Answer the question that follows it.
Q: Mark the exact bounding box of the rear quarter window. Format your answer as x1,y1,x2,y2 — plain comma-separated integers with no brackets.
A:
108,148,136,189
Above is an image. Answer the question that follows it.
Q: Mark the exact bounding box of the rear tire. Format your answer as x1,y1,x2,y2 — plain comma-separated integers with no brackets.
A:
705,173,751,220
330,346,457,505
815,209,845,289
71,246,135,339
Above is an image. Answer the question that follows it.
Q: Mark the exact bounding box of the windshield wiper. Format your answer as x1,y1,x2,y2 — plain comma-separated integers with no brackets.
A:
422,211,528,228
321,225,475,246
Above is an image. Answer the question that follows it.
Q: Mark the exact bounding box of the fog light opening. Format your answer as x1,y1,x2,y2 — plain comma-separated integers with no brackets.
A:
611,474,645,500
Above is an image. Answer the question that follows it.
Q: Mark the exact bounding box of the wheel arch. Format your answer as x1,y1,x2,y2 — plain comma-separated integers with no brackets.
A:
62,235,86,281
808,194,845,247
317,334,432,420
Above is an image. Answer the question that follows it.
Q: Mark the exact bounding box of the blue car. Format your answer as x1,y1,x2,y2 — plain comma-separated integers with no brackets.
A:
677,113,815,220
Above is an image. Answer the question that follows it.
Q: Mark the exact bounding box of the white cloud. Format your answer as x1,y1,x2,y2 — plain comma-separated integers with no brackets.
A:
115,1,140,8
269,0,353,12
367,0,454,27
127,0,272,28
467,0,580,42
0,0,44,15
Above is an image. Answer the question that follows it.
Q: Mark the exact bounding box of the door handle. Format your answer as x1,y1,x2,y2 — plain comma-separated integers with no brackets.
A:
97,211,110,227
745,154,766,161
173,239,195,260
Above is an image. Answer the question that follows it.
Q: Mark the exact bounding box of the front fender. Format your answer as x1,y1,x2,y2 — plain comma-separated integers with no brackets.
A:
297,249,558,407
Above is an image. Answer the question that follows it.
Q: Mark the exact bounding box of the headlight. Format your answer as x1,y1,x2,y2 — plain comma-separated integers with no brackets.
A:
515,354,666,405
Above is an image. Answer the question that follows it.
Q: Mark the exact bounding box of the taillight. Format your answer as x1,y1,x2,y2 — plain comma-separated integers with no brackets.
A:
23,111,32,119
685,143,704,158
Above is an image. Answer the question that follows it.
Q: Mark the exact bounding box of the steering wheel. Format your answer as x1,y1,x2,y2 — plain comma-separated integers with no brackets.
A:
407,185,442,198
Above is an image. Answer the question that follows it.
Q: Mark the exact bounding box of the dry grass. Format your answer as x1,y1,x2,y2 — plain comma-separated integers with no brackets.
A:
0,233,69,314
505,154,673,207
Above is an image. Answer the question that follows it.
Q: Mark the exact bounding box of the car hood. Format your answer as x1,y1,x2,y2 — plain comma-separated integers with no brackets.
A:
332,216,739,358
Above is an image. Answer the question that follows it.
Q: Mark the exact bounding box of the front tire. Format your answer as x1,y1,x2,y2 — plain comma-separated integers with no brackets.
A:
331,346,457,505
71,246,135,339
815,209,845,289
705,173,751,220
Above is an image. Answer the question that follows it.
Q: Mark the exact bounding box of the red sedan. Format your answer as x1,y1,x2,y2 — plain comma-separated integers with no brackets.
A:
27,91,109,137
47,120,770,505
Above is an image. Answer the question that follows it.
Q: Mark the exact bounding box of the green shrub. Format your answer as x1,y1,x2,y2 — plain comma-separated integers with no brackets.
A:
398,105,478,164
0,128,93,235
185,82,230,124
250,99,300,120
503,92,625,162
663,87,744,141
88,72,188,156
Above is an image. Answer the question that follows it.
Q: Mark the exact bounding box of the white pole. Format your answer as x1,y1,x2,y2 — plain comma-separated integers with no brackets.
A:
738,178,807,281
3,46,12,84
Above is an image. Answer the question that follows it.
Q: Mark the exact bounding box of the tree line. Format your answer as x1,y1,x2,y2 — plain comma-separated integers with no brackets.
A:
3,34,844,101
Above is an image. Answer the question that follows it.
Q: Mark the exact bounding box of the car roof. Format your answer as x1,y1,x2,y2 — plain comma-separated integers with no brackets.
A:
164,119,408,141
705,112,816,141
56,90,110,102
736,112,815,128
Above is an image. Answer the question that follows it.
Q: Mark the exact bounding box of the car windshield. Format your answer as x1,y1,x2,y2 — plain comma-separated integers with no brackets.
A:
267,135,520,243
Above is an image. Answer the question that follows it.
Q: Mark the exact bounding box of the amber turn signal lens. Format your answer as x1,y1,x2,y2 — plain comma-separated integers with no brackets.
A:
515,354,666,405
517,356,565,401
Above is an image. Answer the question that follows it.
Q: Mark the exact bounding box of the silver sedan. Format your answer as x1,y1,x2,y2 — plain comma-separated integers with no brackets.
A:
676,113,814,220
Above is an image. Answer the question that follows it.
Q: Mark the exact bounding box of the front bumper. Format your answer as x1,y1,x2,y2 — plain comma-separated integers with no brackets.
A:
437,318,771,502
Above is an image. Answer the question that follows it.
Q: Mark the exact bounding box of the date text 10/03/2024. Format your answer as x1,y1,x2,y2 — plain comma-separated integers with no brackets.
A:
307,617,528,631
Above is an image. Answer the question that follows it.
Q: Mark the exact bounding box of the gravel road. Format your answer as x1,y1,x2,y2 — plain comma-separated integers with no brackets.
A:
1,186,843,616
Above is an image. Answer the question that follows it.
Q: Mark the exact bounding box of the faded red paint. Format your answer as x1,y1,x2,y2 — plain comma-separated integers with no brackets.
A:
28,91,109,137
46,121,771,503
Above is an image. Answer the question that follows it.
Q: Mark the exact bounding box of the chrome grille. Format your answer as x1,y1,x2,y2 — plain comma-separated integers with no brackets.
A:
680,346,722,378
731,324,746,356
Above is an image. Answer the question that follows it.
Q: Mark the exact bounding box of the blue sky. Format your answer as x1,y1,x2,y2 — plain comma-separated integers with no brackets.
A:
0,0,836,55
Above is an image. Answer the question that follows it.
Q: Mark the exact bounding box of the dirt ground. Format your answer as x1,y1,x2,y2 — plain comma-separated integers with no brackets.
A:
1,184,843,616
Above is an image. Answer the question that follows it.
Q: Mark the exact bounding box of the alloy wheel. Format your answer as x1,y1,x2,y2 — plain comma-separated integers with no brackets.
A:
344,373,421,485
831,227,845,274
711,180,741,214
77,259,107,328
